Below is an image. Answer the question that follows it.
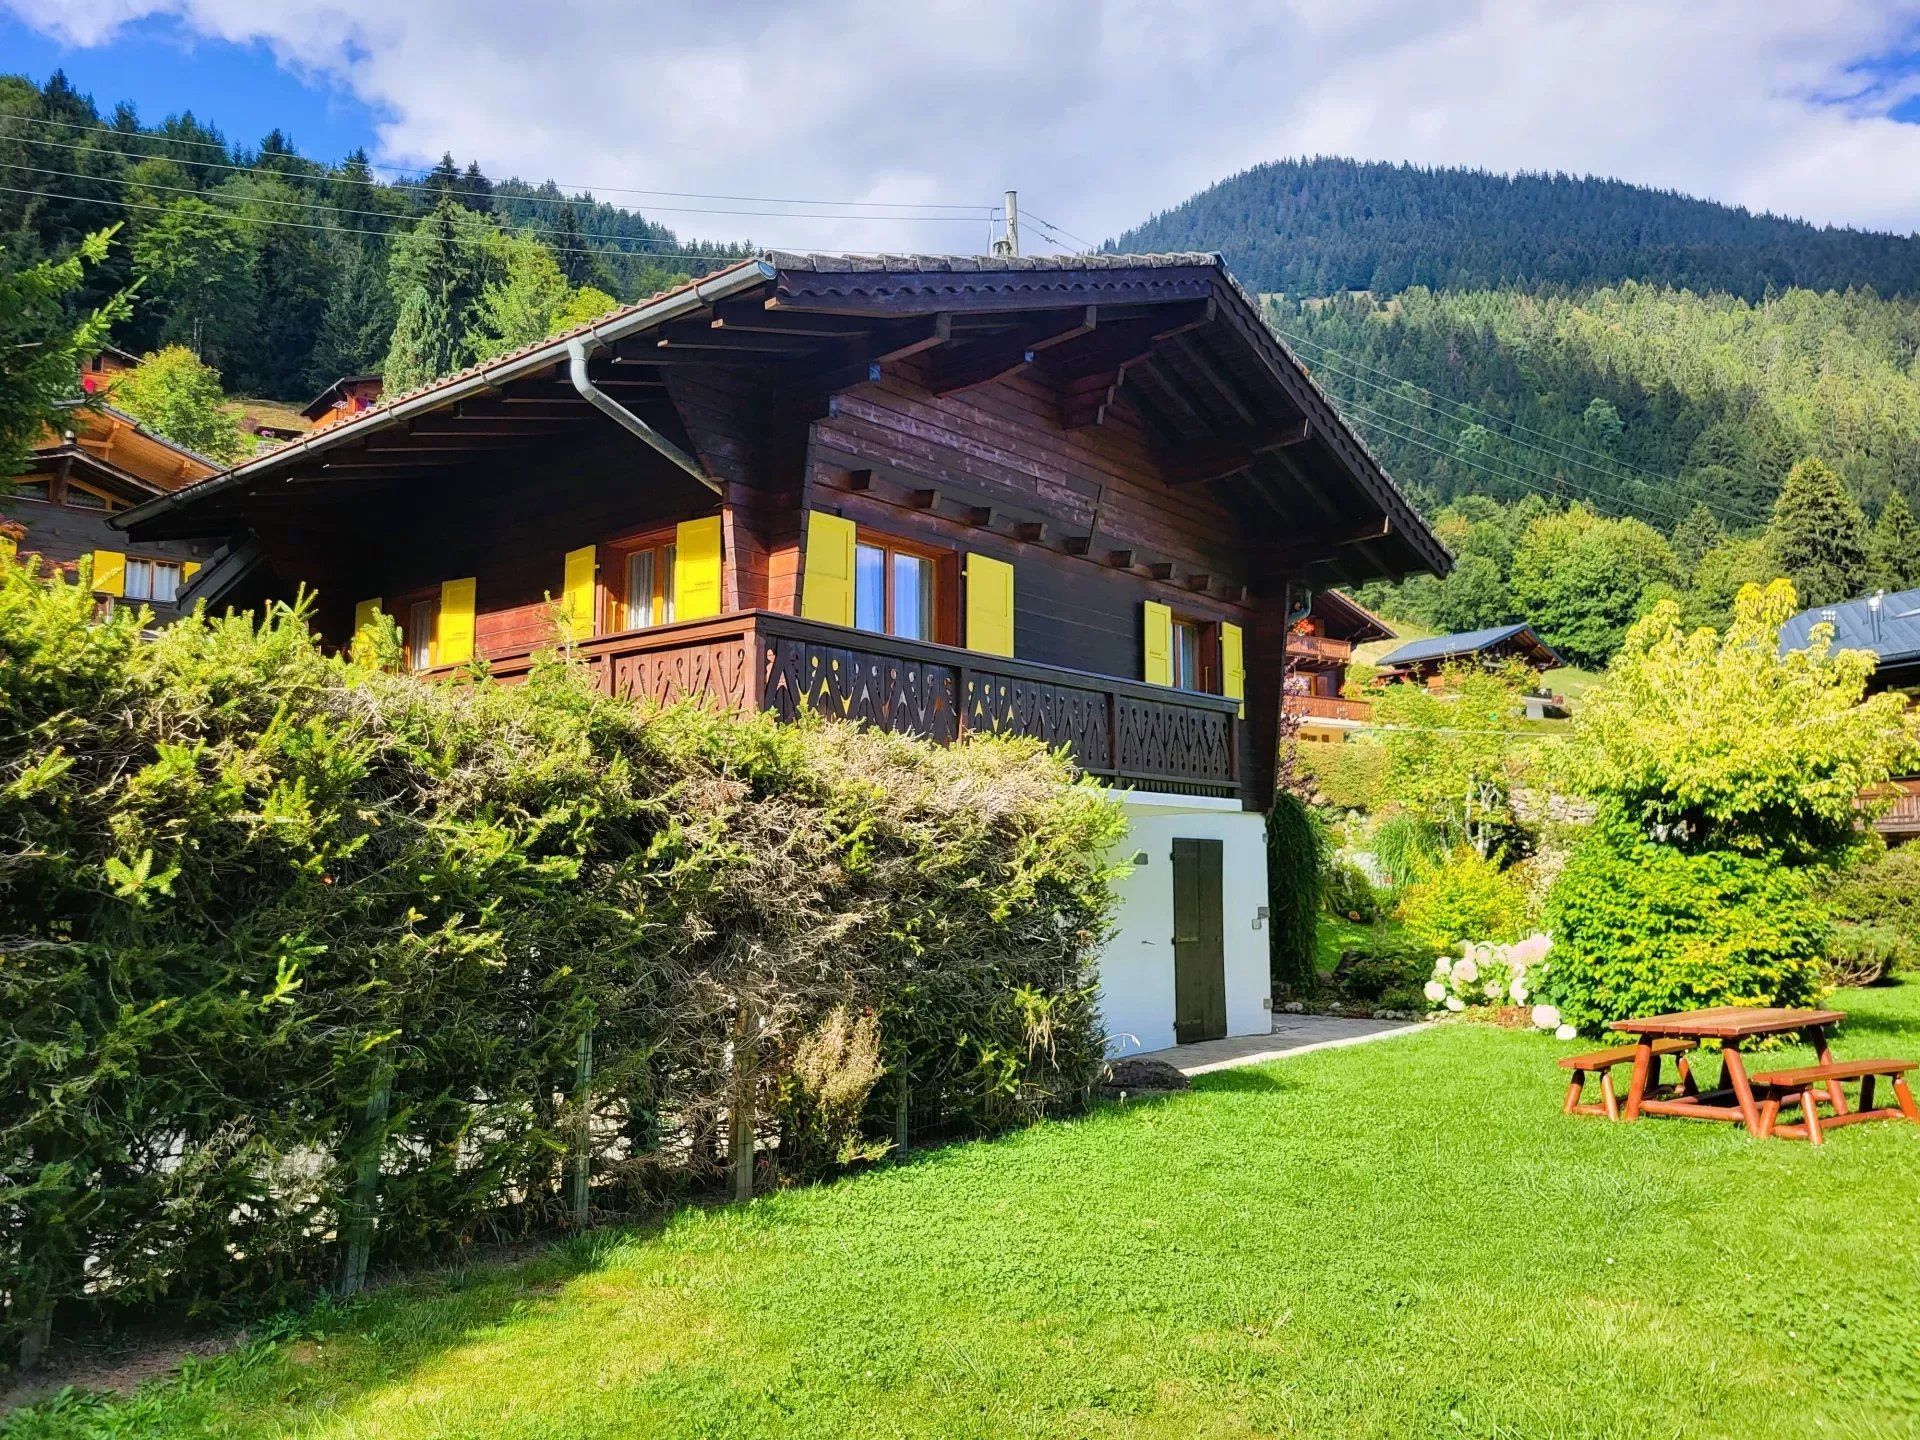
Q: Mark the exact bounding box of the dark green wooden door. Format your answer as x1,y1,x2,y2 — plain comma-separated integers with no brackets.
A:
1172,838,1226,1044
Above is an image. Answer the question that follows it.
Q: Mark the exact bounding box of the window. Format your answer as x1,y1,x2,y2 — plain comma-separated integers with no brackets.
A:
622,539,677,630
406,597,437,671
11,478,51,502
853,533,946,642
124,558,182,604
64,483,109,511
1170,615,1220,694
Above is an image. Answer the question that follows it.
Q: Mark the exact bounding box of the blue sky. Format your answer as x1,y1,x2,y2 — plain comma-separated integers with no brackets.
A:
5,2,1920,249
2,11,387,164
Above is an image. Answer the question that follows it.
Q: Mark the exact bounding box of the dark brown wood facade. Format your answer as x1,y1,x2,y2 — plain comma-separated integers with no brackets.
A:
120,254,1449,810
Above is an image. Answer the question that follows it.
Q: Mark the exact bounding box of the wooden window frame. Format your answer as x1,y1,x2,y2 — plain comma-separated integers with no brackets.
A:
852,527,958,645
600,525,682,635
1170,612,1221,695
123,556,184,604
391,584,441,671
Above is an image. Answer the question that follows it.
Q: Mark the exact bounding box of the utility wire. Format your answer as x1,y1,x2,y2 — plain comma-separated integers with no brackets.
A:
0,110,992,213
0,182,760,263
1277,323,1773,529
0,157,989,228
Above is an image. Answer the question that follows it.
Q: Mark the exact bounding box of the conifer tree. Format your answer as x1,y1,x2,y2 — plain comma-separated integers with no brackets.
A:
1670,501,1722,570
1870,490,1920,593
308,239,396,388
461,161,494,213
1764,457,1870,607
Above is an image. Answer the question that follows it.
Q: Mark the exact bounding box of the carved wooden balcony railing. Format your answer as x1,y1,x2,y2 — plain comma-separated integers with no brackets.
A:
1285,692,1372,724
475,610,1244,800
1288,632,1354,663
1871,777,1920,838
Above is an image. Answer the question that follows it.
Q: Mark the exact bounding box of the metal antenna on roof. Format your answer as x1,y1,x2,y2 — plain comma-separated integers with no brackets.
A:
992,190,1020,258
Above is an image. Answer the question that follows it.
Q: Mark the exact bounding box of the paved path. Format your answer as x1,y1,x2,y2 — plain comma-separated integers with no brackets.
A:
1131,1014,1425,1077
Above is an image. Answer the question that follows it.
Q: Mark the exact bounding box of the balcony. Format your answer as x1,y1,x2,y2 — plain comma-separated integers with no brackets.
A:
1288,632,1353,663
475,611,1244,802
1872,777,1920,839
1285,692,1373,724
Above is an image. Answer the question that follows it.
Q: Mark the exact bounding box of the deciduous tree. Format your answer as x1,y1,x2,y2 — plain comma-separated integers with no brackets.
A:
109,345,248,463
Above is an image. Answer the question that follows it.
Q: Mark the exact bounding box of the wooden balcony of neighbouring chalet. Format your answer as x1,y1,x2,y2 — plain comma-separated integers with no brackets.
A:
1287,632,1353,664
456,610,1246,803
1873,777,1920,841
1284,692,1373,724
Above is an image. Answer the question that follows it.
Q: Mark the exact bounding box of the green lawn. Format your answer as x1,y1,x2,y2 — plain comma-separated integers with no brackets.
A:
14,984,1920,1440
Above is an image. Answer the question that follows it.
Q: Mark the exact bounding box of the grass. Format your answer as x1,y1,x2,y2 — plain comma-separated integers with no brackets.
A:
12,983,1920,1440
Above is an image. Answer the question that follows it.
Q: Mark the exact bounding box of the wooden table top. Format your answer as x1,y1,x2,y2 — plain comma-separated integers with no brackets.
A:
1615,1007,1847,1040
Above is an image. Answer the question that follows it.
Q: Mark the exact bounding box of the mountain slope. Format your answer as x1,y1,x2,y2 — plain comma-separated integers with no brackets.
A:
1110,158,1920,301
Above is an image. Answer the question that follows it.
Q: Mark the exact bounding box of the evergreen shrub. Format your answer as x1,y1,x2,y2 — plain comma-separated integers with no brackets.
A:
1539,814,1830,1033
0,554,1124,1363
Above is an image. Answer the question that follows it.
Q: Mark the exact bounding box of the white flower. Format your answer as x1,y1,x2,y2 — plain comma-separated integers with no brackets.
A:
1555,1024,1578,1041
1483,979,1504,1001
1433,957,1452,979
1530,1004,1561,1031
1452,957,1480,985
1509,977,1529,1004
1423,980,1447,1004
1444,996,1467,1012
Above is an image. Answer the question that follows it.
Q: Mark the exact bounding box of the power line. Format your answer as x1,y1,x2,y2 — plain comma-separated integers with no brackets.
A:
1277,323,1773,529
0,110,992,213
1021,211,1097,254
0,182,757,264
1334,399,1690,528
1273,320,1684,488
0,155,989,228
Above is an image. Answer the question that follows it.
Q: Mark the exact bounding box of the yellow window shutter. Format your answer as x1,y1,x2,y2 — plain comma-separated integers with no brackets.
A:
181,560,201,583
438,577,476,666
800,510,857,626
965,553,1015,657
561,545,598,639
1143,600,1173,686
674,515,723,620
1221,621,1246,718
92,548,126,597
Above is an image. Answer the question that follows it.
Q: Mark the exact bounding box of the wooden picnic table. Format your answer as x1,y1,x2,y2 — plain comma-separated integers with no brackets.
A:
1613,1007,1848,1134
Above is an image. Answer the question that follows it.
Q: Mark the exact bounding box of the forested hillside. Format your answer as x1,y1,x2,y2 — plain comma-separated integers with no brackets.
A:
1110,157,1920,300
0,71,747,402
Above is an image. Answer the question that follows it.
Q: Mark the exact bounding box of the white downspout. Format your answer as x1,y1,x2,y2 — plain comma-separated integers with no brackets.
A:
565,335,719,495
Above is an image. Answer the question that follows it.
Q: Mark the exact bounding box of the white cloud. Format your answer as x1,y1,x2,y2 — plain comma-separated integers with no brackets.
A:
11,0,1920,248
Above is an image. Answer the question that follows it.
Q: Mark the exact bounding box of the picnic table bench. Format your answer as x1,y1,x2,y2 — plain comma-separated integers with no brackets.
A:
1751,1058,1919,1145
1558,1038,1695,1120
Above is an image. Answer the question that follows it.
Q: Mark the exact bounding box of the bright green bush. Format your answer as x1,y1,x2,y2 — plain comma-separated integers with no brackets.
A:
1825,843,1920,944
0,553,1124,1364
1394,846,1531,953
1540,814,1830,1033
1823,924,1914,988
1323,857,1382,923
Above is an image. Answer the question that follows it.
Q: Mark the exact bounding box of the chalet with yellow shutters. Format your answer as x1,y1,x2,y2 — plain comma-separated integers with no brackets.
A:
6,393,221,618
119,252,1449,1054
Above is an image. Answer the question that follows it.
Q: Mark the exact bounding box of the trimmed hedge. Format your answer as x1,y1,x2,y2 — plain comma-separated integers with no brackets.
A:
0,556,1124,1365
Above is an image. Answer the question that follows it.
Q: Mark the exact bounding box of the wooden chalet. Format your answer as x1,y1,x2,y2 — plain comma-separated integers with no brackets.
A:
6,399,222,618
1373,622,1561,686
1285,589,1394,743
1781,589,1920,844
302,374,385,433
120,251,1449,1051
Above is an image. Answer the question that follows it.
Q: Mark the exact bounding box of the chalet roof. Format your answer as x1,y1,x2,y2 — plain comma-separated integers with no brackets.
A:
117,251,1451,585
36,400,223,492
300,374,383,420
1779,588,1920,682
1308,588,1395,644
1375,623,1562,671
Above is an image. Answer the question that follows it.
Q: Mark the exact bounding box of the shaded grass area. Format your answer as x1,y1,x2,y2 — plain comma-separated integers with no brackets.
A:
11,984,1920,1439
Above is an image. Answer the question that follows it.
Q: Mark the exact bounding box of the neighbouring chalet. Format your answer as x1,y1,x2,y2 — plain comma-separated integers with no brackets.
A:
302,374,385,432
118,252,1450,1052
1284,589,1394,744
1372,622,1562,685
1780,588,1920,844
5,396,223,618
